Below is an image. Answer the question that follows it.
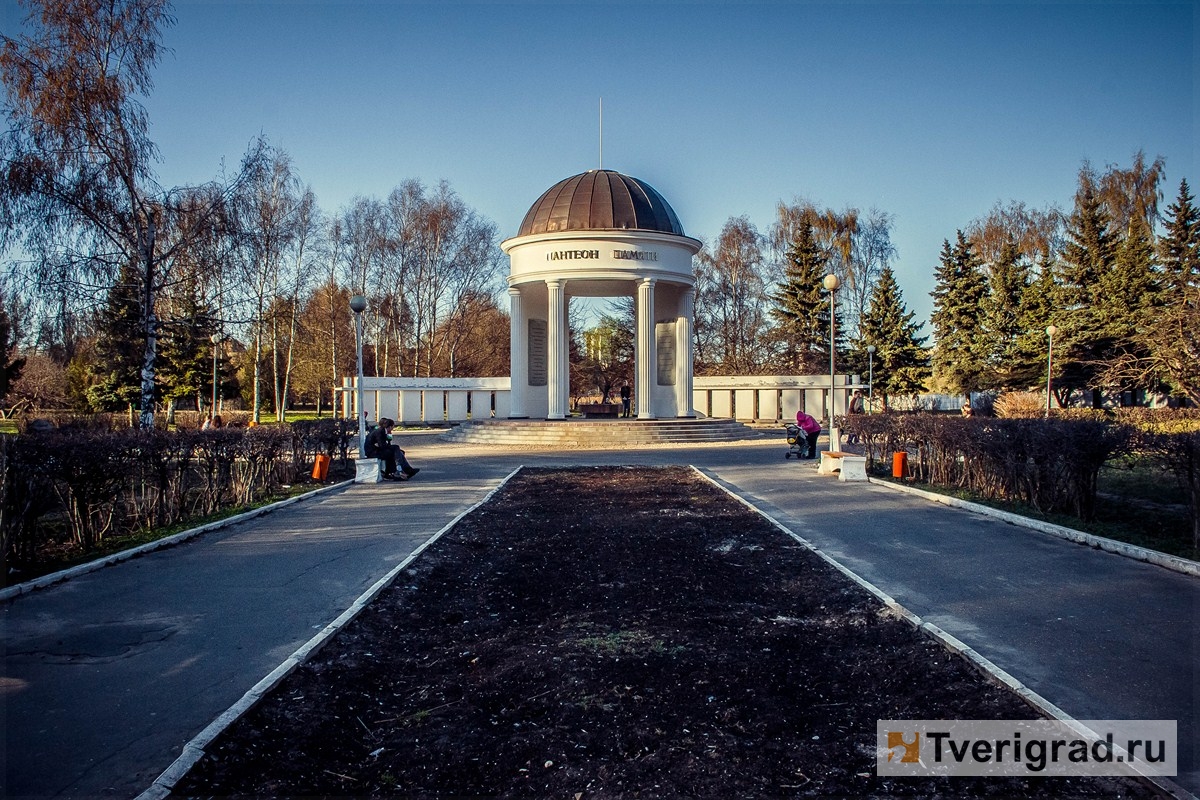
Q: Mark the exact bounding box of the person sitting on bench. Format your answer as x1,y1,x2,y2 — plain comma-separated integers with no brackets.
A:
364,418,420,481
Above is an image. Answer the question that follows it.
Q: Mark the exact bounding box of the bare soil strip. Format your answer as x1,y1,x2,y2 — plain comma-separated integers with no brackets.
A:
173,466,1158,798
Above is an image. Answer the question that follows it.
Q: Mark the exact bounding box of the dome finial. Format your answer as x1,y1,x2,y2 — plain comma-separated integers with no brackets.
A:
598,97,603,171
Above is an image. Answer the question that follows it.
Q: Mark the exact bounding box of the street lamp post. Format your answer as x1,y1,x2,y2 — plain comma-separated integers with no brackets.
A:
210,332,221,415
1045,324,1058,417
822,274,840,423
866,344,876,413
350,294,368,456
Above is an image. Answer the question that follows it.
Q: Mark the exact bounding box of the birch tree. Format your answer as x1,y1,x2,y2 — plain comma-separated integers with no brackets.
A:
0,0,260,427
229,144,301,421
694,216,770,374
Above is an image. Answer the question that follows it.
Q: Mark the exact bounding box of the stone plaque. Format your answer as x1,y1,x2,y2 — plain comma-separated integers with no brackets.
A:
528,318,548,387
656,321,676,385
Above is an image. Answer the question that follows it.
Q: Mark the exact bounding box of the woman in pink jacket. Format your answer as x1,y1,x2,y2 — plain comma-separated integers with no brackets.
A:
795,411,822,459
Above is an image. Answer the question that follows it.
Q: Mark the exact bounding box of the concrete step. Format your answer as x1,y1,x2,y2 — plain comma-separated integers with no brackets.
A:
440,417,767,447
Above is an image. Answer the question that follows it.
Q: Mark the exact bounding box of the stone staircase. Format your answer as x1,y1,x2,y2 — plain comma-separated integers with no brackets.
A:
440,417,766,448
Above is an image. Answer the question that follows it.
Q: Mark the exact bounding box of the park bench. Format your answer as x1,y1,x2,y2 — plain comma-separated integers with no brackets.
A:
577,402,621,418
818,451,868,482
355,458,386,483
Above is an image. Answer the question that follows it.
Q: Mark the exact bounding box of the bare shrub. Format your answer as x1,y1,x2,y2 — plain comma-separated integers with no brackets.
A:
231,426,292,505
1138,425,1200,550
192,429,241,515
47,430,136,551
127,429,195,530
290,418,355,474
993,392,1046,419
863,414,1134,522
1,434,58,577
1115,407,1200,433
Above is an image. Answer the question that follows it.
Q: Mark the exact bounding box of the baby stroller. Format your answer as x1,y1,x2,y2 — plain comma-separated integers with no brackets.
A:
784,423,805,459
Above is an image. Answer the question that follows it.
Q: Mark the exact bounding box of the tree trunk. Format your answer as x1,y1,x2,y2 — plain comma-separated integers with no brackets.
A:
138,219,158,430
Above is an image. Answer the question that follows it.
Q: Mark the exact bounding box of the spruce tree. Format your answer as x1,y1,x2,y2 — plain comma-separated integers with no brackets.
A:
860,266,929,408
87,263,146,412
1015,257,1060,398
1148,179,1200,403
1095,215,1158,402
769,219,830,373
1057,171,1118,404
0,292,26,404
1160,179,1200,294
157,268,219,411
982,239,1034,390
930,231,989,394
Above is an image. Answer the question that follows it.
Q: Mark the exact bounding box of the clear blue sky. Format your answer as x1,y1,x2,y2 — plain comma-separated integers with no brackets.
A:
6,0,1197,327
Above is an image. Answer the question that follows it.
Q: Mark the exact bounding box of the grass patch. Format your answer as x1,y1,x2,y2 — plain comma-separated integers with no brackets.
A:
1098,458,1189,506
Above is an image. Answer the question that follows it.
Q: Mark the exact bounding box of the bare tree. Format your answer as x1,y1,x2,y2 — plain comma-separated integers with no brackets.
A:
694,216,770,374
321,215,351,409
0,0,261,427
419,185,502,377
1097,150,1167,236
228,143,303,422
338,196,389,376
391,181,502,378
271,187,318,421
846,208,897,336
965,200,1064,266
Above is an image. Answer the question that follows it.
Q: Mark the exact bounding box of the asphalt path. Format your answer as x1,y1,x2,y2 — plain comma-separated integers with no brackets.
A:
1,433,1197,797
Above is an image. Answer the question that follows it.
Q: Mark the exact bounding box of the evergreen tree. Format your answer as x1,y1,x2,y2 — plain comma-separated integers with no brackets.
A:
859,266,928,408
930,231,989,394
768,219,830,373
981,239,1034,390
1145,179,1200,403
0,292,26,404
1095,215,1158,402
1015,256,1060,398
1057,169,1118,404
86,263,145,412
156,268,219,411
1159,179,1200,294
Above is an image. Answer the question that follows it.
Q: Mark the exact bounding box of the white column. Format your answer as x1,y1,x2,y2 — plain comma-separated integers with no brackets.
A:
675,290,694,417
547,279,567,419
636,277,656,419
507,287,527,418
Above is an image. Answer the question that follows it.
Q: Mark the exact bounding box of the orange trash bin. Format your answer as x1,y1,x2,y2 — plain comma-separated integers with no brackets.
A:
892,452,908,479
311,454,331,481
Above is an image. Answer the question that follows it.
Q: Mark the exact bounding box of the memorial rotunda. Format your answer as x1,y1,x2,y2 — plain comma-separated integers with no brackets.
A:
501,169,702,420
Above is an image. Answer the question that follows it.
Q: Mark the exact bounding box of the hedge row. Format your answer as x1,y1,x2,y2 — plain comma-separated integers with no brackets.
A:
1,418,357,582
839,412,1199,550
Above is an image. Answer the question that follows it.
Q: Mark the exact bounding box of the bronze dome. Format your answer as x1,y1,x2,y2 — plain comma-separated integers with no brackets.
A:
517,170,685,237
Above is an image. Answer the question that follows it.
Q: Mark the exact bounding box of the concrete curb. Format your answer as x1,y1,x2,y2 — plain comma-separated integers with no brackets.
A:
692,466,1194,800
0,480,356,604
135,467,524,800
867,477,1200,579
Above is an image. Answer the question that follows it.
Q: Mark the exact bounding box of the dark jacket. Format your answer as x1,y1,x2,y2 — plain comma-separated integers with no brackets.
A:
364,425,391,458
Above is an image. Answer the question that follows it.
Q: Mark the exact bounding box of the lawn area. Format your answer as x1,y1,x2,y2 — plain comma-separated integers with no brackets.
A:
1099,458,1189,507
